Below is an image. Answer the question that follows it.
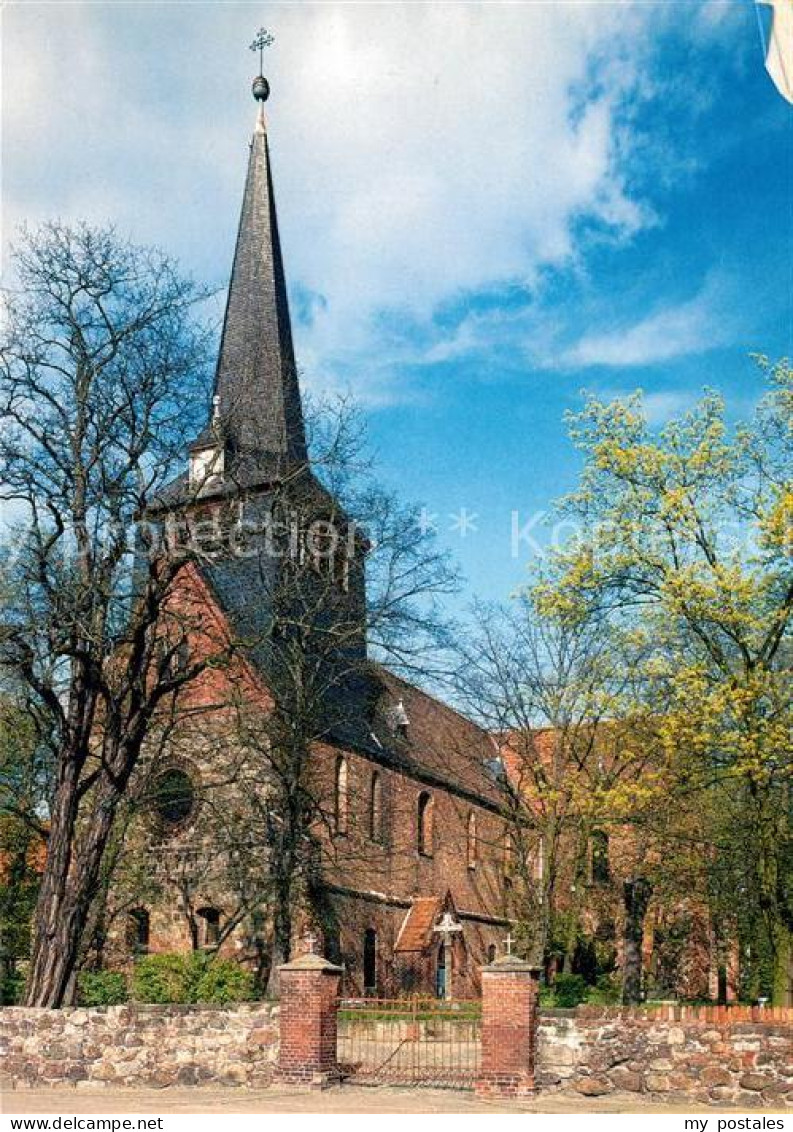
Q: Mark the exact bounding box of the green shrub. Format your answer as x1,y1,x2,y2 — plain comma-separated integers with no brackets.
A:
538,982,556,1007
1,968,26,1005
132,952,253,1004
194,956,254,1004
132,953,193,1003
553,973,589,1008
586,973,621,1005
78,970,128,1006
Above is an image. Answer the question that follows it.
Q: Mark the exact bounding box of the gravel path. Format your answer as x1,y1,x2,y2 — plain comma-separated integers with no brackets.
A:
2,1086,777,1115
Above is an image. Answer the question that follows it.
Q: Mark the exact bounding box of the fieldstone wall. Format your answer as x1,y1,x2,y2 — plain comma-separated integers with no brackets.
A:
2,999,791,1104
538,1005,792,1107
1,1003,278,1090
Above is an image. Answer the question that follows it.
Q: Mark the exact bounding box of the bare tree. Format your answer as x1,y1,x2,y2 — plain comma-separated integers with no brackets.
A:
457,599,657,981
96,396,462,991
0,222,223,1006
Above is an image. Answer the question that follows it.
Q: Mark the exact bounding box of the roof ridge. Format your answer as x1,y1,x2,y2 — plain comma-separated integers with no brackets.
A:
372,662,492,738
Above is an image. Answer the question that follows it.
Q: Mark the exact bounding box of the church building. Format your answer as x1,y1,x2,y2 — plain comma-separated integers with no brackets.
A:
108,61,511,998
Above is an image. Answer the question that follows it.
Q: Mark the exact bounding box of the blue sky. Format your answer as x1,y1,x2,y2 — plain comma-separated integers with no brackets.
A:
3,1,791,606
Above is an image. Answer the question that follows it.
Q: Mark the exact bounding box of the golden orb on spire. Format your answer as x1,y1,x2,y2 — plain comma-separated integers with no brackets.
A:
252,75,270,102
250,27,273,101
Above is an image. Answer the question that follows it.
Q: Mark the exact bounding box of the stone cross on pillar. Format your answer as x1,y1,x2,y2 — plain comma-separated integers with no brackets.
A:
433,912,463,1001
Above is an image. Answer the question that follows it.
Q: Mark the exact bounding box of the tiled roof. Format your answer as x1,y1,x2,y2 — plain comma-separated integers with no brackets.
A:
394,896,442,952
366,667,504,806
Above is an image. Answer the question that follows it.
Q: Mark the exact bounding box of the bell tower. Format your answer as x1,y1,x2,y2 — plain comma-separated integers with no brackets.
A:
188,29,307,490
150,33,367,666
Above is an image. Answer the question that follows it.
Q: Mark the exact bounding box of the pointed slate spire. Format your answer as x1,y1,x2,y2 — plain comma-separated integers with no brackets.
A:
198,69,307,482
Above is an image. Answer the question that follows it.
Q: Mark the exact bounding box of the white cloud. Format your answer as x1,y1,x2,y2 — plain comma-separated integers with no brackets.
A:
557,274,736,369
1,2,700,400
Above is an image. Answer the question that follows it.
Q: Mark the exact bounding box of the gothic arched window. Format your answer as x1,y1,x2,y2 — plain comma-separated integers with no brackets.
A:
363,928,377,993
417,792,434,857
369,771,383,842
487,943,497,964
335,756,349,835
467,811,477,870
503,831,514,888
197,906,221,948
591,831,610,884
532,836,545,882
127,908,150,954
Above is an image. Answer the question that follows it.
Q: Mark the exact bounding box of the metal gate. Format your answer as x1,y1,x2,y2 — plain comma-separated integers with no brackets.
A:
337,997,481,1088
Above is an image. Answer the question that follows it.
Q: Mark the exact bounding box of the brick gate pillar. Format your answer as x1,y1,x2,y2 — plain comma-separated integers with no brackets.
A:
475,955,542,1098
277,952,343,1089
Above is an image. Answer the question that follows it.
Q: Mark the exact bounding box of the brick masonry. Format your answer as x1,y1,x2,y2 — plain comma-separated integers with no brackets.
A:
276,953,342,1088
538,1005,793,1107
475,957,541,1098
0,1003,278,1090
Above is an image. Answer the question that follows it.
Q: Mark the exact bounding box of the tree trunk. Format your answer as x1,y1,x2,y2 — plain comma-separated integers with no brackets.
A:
622,877,652,1005
264,815,298,998
25,748,87,1006
26,730,142,1006
251,935,273,999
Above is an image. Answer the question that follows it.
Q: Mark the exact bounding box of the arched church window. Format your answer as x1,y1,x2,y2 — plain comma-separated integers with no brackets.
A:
467,811,477,870
417,792,434,857
157,630,190,680
152,767,196,828
335,756,349,835
487,943,497,964
127,908,150,954
305,519,350,592
363,928,377,994
369,771,383,842
197,906,221,948
591,831,610,884
532,836,545,882
503,832,514,888
174,636,190,676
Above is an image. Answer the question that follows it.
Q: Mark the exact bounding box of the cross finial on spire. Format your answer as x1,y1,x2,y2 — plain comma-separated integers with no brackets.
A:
250,27,274,75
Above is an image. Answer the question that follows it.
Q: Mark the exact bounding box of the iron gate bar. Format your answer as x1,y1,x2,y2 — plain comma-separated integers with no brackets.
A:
337,996,482,1088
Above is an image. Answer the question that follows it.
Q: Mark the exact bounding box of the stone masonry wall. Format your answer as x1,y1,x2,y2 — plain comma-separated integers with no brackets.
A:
538,1005,792,1107
1,1004,278,1090
2,1000,791,1103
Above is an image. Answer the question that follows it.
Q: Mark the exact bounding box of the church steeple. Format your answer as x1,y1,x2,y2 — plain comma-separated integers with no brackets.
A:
191,41,307,485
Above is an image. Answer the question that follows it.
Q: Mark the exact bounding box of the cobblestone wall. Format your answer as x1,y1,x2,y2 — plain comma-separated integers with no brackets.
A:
1,1003,278,1090
538,1005,792,1107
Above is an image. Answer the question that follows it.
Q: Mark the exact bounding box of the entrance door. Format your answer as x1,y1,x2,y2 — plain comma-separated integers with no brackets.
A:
363,928,377,995
435,943,447,998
